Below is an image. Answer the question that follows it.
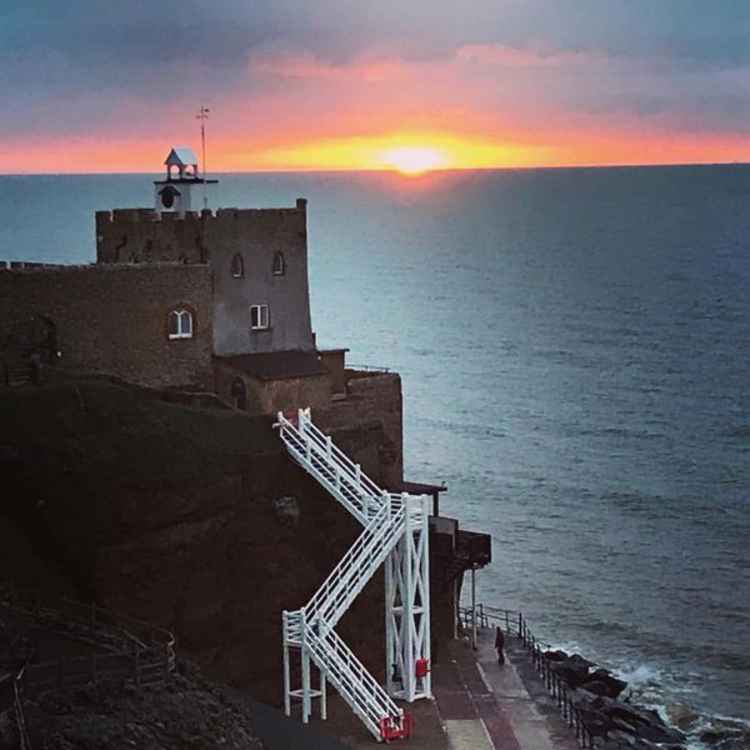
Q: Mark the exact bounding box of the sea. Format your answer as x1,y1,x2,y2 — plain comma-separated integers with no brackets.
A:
1,165,749,746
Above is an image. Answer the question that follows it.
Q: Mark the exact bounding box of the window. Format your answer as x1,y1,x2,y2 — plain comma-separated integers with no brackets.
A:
231,253,244,278
272,251,286,276
168,309,193,339
250,304,270,330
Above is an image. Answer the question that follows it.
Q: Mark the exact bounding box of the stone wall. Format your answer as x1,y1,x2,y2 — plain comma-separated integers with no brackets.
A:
0,264,213,389
214,361,332,416
317,371,403,489
96,202,315,357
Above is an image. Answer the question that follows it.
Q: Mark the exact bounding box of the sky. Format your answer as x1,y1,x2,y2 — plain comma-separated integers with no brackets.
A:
2,0,749,173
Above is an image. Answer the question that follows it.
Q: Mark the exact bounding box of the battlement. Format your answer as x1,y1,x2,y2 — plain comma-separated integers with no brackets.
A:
95,199,307,227
0,261,70,270
0,261,207,274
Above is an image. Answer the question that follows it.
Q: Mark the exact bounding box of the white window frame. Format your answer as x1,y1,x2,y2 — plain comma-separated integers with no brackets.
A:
168,309,193,339
272,251,286,276
250,304,270,330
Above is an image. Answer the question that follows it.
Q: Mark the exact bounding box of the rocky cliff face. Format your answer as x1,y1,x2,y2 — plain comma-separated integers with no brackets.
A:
1,379,391,704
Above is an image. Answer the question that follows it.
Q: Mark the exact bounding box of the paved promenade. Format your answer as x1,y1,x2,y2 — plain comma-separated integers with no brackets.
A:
299,626,580,750
432,628,580,750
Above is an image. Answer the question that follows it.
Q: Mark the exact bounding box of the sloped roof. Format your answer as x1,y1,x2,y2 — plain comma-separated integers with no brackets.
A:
164,147,198,167
216,350,327,381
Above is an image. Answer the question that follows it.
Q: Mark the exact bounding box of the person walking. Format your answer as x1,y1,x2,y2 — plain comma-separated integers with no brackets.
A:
495,626,505,666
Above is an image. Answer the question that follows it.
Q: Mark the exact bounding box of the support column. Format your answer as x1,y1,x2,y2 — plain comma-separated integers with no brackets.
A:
282,611,291,716
320,670,327,720
471,566,477,650
385,542,396,696
386,494,431,702
301,621,311,723
402,498,415,701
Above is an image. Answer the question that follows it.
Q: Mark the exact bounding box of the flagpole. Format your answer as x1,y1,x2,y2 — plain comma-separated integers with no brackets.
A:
197,106,210,209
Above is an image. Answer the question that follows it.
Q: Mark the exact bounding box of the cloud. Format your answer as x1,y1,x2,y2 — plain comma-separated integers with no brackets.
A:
456,43,594,68
3,0,750,168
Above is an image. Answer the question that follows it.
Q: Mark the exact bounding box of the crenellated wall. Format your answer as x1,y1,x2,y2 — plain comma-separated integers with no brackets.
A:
0,263,214,390
96,200,315,357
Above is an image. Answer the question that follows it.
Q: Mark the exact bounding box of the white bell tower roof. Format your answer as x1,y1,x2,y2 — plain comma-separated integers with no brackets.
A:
154,145,218,213
165,147,199,172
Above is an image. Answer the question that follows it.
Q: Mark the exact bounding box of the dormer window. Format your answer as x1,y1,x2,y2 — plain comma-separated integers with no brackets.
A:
250,304,270,330
168,309,193,339
231,253,244,278
272,251,286,276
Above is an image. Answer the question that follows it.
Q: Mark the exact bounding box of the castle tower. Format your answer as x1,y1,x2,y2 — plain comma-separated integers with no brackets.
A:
153,147,218,214
95,150,335,415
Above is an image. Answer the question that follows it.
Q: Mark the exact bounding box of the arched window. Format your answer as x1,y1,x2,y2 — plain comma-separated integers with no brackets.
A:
231,253,244,278
272,251,286,276
168,309,193,339
231,377,247,410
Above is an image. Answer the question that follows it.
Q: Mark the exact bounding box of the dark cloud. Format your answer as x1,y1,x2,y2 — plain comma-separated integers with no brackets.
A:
3,0,750,141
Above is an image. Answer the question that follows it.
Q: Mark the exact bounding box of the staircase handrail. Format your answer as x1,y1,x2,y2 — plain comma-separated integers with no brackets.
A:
278,423,372,524
297,413,384,501
302,503,395,627
305,626,403,738
277,410,385,507
304,505,406,630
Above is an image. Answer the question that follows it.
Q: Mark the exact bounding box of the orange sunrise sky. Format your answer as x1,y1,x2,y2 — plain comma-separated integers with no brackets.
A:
2,1,748,174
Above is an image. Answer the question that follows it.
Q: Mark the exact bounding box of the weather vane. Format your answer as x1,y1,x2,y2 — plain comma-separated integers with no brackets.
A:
196,106,210,208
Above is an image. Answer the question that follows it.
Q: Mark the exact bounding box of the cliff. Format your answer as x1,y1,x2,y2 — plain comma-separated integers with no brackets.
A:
0,378,392,704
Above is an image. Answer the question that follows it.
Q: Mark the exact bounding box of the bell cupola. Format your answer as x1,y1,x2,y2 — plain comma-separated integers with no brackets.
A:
153,146,218,214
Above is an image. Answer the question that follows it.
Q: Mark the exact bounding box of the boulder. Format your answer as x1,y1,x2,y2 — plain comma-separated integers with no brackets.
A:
543,649,569,662
550,653,593,688
581,668,628,699
664,703,700,731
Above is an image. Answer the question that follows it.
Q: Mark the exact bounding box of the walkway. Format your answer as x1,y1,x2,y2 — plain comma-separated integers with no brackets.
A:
295,626,580,750
433,628,579,750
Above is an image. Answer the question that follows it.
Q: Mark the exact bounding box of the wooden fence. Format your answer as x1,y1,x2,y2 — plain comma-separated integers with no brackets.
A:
1,588,177,749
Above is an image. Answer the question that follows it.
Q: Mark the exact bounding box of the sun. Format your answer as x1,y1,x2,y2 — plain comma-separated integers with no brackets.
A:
379,146,448,175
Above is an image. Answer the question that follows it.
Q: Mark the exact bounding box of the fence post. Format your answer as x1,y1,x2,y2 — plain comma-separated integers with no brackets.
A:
505,610,509,632
518,612,522,638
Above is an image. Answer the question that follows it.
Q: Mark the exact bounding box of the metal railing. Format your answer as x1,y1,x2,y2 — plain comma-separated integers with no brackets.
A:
346,364,392,374
458,605,602,749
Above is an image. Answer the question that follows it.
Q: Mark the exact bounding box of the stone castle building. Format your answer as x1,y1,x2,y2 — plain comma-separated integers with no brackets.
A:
1,147,352,422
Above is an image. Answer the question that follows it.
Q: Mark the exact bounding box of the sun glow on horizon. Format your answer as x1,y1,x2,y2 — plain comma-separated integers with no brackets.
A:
377,145,449,174
237,131,551,173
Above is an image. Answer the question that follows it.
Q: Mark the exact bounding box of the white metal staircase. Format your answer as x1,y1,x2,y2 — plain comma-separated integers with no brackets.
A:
276,408,431,742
